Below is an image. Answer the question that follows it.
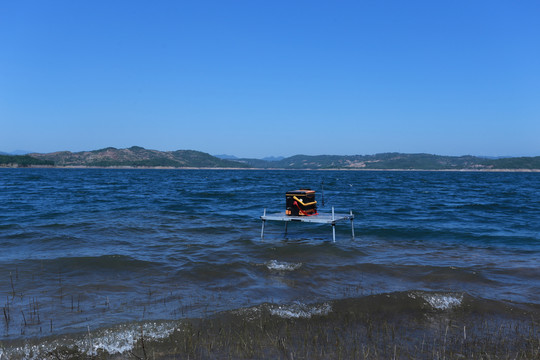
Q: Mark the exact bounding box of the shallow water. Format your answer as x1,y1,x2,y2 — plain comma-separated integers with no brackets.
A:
0,169,539,356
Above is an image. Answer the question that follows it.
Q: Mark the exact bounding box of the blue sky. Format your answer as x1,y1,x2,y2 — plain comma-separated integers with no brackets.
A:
1,0,539,158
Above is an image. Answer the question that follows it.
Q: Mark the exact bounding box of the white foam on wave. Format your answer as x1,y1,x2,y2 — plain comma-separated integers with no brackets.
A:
266,260,302,271
410,292,464,310
269,302,332,319
82,321,177,355
0,321,178,359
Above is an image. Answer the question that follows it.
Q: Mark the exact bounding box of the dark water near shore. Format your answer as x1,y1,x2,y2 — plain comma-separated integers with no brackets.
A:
1,169,539,357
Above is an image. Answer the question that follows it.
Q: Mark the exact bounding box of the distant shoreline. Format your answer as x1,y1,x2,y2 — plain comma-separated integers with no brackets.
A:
3,148,540,170
2,165,539,172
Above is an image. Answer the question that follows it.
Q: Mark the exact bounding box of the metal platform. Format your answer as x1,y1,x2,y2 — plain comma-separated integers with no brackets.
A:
260,207,355,242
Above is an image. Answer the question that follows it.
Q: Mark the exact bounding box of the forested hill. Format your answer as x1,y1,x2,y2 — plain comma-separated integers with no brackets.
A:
237,153,540,170
0,155,54,167
28,147,249,168
2,148,540,170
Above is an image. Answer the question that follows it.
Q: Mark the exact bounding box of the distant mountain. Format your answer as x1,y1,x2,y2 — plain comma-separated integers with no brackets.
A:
0,150,32,155
215,154,285,162
214,154,239,160
29,146,249,168
262,156,285,161
214,155,286,167
3,148,539,170
236,153,540,170
11,150,33,155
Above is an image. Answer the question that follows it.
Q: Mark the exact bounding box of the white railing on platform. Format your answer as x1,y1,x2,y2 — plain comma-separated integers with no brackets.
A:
260,206,355,242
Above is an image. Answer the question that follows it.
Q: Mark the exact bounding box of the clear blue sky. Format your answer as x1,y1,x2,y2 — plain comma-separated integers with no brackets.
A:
1,0,539,158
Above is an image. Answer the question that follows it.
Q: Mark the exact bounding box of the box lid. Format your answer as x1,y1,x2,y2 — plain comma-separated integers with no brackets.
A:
286,189,315,195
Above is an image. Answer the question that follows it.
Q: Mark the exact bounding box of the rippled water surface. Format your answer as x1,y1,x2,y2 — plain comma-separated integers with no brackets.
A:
0,169,539,356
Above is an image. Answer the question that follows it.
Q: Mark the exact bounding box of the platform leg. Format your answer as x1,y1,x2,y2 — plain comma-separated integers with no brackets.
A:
332,207,336,242
350,210,355,239
284,221,288,235
261,209,266,240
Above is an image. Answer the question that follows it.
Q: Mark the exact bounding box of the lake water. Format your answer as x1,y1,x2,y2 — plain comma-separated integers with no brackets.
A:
0,169,539,357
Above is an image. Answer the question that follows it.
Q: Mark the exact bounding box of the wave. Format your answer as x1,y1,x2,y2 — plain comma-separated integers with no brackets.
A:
28,254,163,273
268,302,332,319
231,301,332,320
231,291,468,322
1,291,538,359
265,259,302,271
0,321,178,360
408,291,463,310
